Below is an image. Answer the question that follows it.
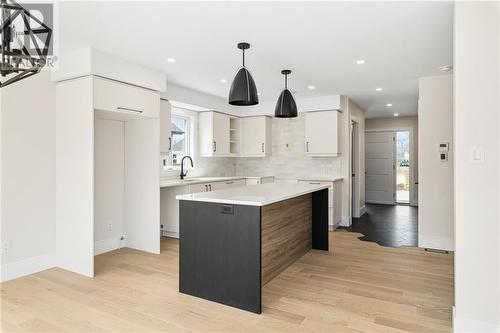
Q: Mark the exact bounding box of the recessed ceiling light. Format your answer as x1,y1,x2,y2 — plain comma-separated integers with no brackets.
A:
356,59,366,65
307,85,316,90
386,103,393,107
375,87,383,92
166,58,176,63
439,65,453,72
393,113,399,117
220,79,228,83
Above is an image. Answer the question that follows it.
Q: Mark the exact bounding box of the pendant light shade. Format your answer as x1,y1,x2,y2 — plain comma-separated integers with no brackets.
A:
274,70,298,118
228,42,259,106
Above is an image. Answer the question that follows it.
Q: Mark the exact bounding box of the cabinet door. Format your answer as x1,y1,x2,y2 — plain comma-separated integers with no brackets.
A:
241,116,271,156
212,112,230,155
304,111,339,156
93,77,159,118
159,100,172,153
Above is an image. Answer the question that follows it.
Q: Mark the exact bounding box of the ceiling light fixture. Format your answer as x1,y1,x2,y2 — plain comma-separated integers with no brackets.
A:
274,70,297,118
356,60,366,65
393,113,399,117
386,103,393,107
166,58,176,63
0,0,53,87
220,78,228,83
307,85,315,90
228,42,259,106
375,87,383,91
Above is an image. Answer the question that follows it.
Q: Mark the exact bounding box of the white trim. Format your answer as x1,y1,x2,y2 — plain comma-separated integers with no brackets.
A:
161,230,179,239
365,200,395,205
1,252,56,282
339,216,350,227
359,205,367,216
418,234,454,252
94,235,126,255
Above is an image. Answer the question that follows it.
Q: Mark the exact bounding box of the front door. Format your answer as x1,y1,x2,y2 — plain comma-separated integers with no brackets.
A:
365,131,396,205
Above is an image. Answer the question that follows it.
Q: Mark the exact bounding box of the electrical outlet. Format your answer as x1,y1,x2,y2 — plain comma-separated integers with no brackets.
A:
107,223,113,232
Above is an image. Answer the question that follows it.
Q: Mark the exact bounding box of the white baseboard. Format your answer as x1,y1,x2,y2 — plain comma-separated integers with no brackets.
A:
94,235,126,255
339,216,350,227
359,205,367,216
1,252,56,282
161,230,179,239
418,235,454,252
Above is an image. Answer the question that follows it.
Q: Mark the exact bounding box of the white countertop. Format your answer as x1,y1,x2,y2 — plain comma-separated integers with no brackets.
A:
160,176,246,188
160,176,274,188
176,182,330,206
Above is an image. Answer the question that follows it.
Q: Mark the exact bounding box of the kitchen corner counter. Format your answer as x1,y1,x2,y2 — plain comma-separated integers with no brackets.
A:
176,182,330,206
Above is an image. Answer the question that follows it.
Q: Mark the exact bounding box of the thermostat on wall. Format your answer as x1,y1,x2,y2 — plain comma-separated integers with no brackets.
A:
438,142,449,152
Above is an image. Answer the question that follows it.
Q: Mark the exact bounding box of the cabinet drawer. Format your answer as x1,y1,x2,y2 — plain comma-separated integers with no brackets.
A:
189,183,210,193
94,77,159,118
223,179,246,188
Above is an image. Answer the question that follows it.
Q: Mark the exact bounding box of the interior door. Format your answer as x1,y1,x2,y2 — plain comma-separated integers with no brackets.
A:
365,131,396,205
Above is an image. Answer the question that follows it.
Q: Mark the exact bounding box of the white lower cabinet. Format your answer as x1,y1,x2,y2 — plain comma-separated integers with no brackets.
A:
298,180,342,227
160,185,189,237
161,178,248,238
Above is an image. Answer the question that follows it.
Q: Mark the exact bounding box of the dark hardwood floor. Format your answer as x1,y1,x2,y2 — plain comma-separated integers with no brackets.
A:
349,204,418,247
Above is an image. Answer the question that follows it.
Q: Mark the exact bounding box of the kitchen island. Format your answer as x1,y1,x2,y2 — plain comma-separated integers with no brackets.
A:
176,183,330,313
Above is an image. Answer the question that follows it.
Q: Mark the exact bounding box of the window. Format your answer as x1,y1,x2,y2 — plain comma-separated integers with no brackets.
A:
171,114,190,165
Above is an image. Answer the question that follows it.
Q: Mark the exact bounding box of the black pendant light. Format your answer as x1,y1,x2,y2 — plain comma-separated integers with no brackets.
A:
228,42,259,106
274,70,297,118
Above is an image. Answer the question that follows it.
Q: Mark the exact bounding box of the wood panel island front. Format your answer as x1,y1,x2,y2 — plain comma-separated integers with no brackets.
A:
176,183,330,313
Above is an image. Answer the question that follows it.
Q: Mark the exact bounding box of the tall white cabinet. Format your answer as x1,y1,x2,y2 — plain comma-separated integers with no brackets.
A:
56,75,160,277
159,99,172,154
304,110,340,156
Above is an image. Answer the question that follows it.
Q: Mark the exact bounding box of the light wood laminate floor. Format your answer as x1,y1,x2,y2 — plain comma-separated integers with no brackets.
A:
1,231,454,333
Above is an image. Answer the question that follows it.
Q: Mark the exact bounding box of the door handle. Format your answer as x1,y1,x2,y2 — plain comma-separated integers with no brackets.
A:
306,141,309,152
261,143,264,153
226,181,234,184
213,141,216,153
209,184,212,191
204,185,208,191
117,106,143,114
168,137,172,151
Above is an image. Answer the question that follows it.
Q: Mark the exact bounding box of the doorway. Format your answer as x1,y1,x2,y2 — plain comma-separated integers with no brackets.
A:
396,131,410,204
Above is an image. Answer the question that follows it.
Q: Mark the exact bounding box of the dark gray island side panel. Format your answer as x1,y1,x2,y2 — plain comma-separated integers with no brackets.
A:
179,200,262,313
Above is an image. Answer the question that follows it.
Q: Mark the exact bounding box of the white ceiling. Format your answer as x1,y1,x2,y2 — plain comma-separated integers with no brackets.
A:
58,1,453,118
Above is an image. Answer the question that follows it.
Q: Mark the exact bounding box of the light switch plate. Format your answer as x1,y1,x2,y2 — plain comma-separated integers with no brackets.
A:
472,147,485,163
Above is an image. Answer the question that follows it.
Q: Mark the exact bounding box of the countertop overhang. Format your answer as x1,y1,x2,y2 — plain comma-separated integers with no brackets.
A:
176,182,330,206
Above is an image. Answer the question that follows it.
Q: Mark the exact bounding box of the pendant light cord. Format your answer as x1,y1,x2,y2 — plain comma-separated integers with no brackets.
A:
242,49,245,67
284,73,288,89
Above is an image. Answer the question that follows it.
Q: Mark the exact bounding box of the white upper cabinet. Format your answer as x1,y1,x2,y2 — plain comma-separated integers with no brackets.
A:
159,99,172,153
199,111,231,156
240,116,272,157
93,76,160,118
304,110,340,156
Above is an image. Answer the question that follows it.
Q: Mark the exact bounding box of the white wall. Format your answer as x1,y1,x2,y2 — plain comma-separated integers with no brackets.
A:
94,118,125,254
418,75,453,251
454,2,500,332
1,71,56,281
365,116,419,206
348,100,366,218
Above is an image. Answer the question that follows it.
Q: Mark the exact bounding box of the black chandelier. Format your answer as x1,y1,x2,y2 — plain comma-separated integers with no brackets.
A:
228,42,259,106
0,0,52,88
274,69,297,118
